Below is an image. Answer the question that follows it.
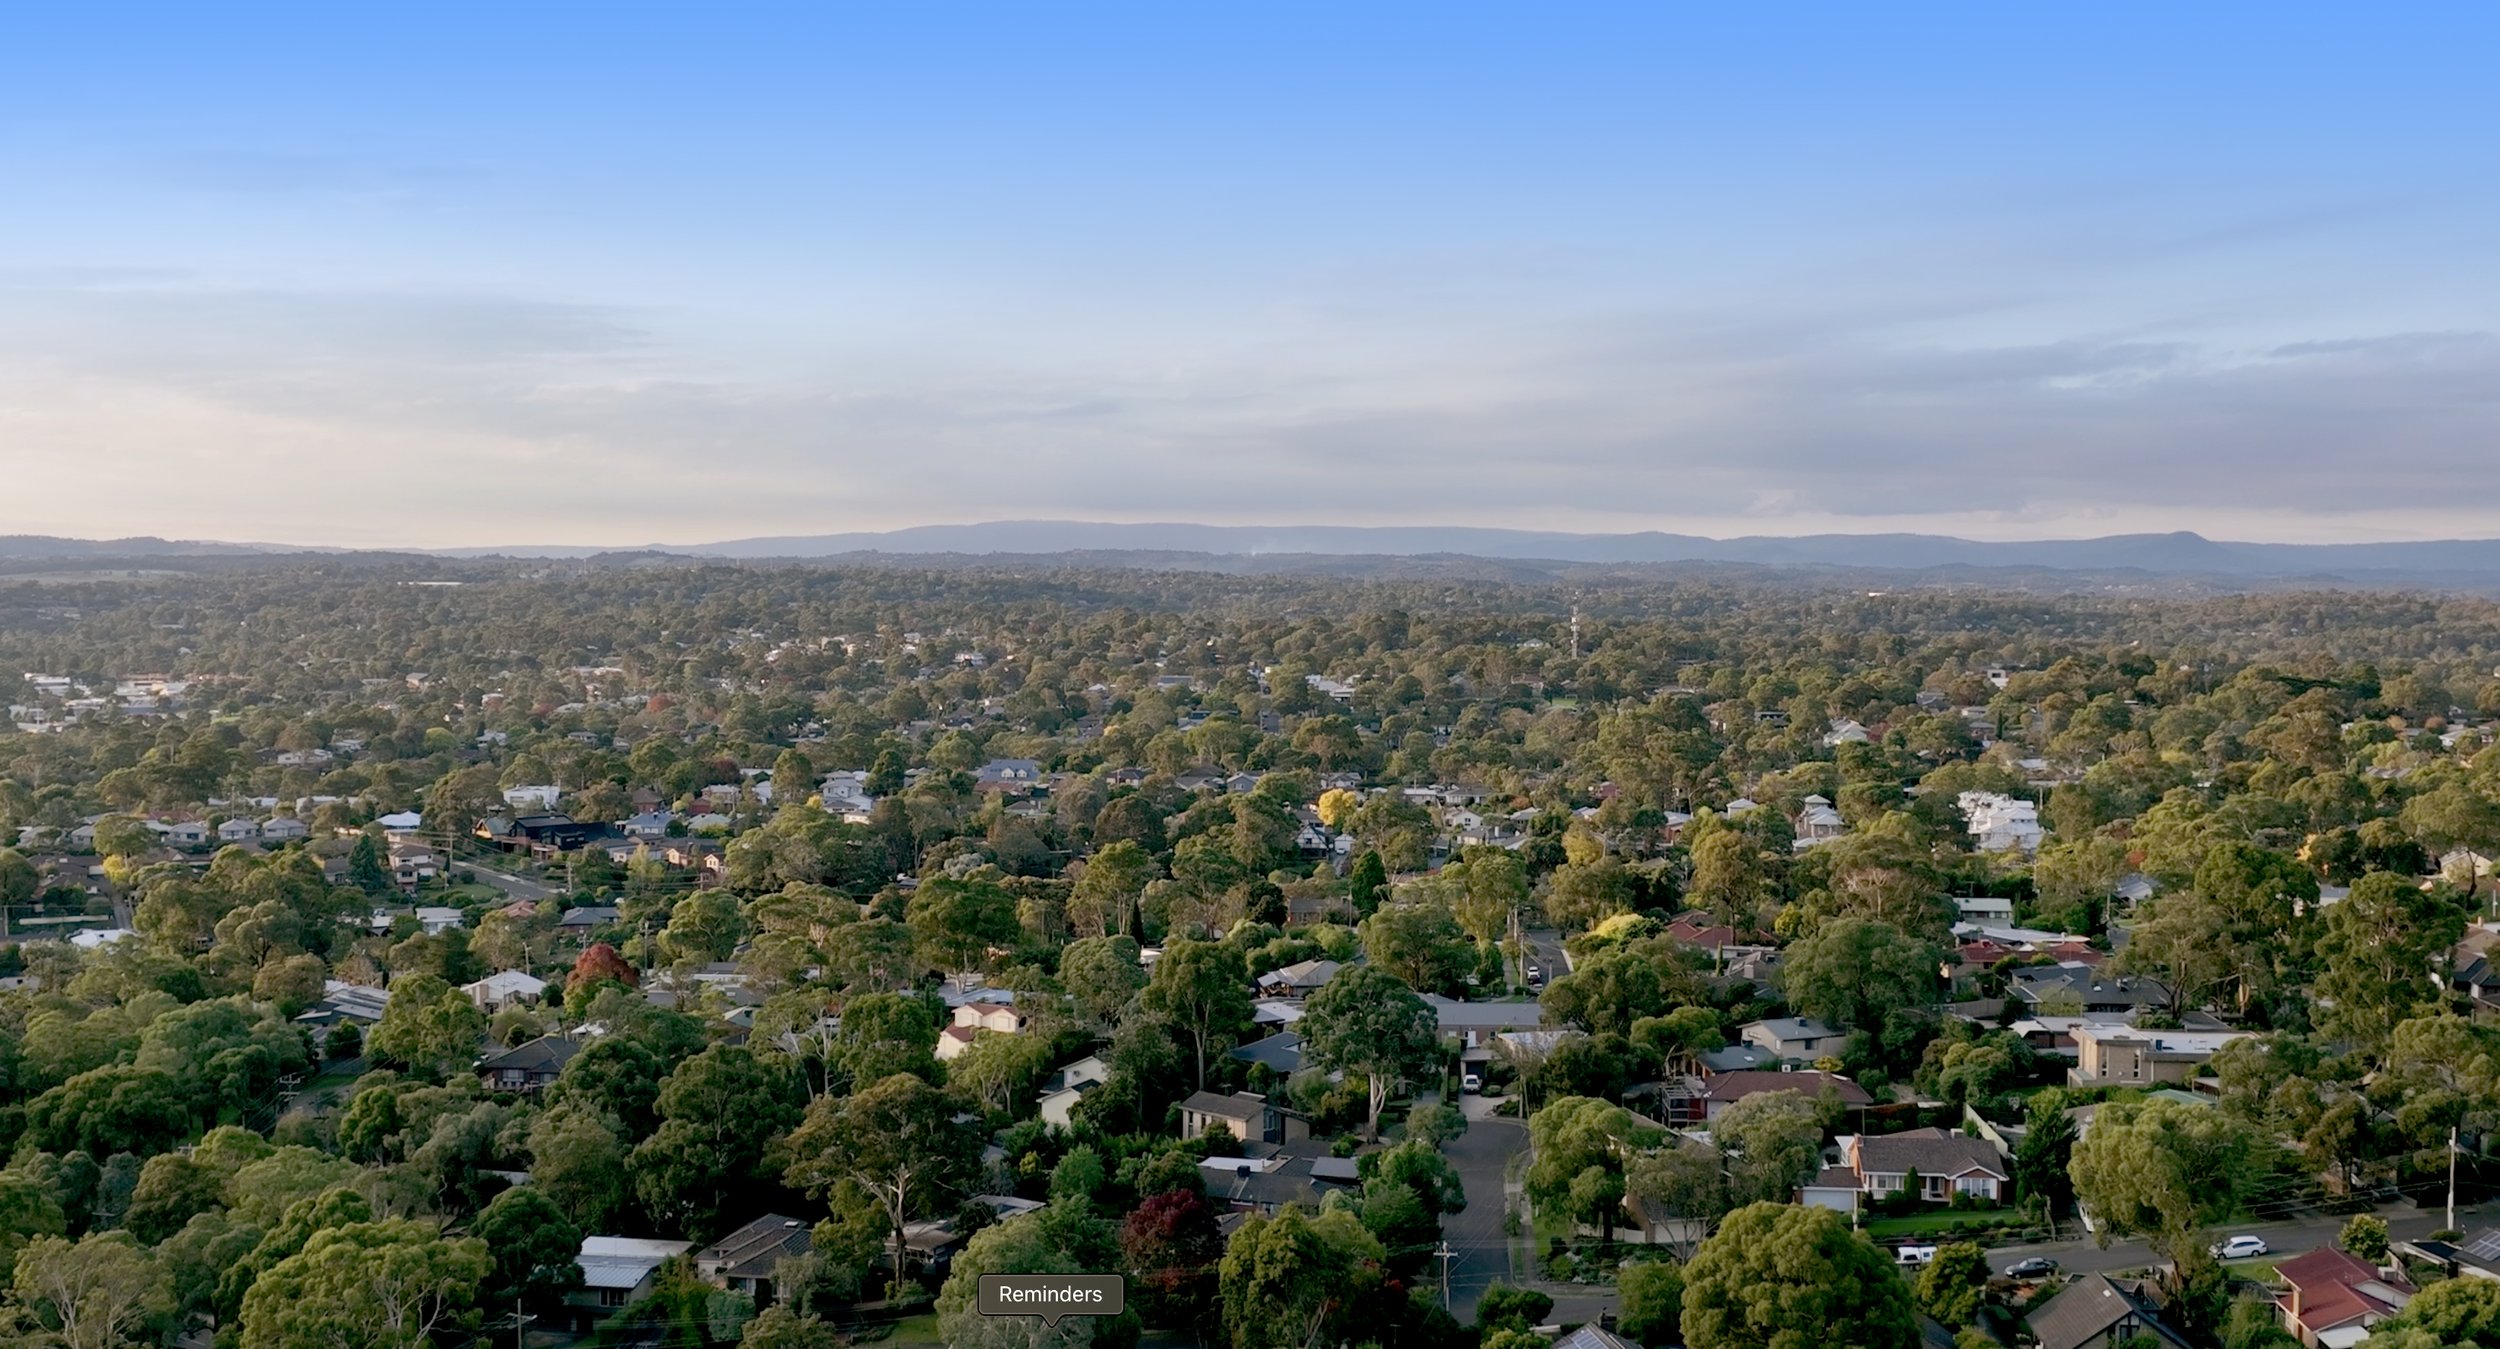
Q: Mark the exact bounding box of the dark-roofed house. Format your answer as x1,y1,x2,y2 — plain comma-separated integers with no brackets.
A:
1200,1140,1364,1215
559,905,622,932
695,1214,813,1306
1255,959,1341,999
1231,1031,1305,1077
1550,1326,1639,1349
2275,1247,2413,1346
1837,1128,2009,1204
2010,963,2172,1015
2027,1274,2192,1349
1701,1070,1873,1122
2397,1225,2500,1282
478,1035,581,1094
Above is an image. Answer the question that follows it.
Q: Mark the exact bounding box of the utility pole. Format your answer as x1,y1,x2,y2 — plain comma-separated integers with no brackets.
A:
1436,1240,1455,1310
2451,1125,2462,1234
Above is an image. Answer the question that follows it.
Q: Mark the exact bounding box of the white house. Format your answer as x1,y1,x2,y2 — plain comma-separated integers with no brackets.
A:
1038,1055,1112,1128
1959,792,2044,854
503,785,562,811
1793,795,1848,845
218,818,260,843
462,970,549,1012
1738,1017,1844,1064
1956,895,2017,924
260,816,310,842
570,1236,692,1324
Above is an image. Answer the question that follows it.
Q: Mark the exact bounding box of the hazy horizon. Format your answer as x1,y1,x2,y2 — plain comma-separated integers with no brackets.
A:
6,6,2498,548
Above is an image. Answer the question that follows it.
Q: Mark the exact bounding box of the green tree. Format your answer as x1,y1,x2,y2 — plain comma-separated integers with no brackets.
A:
2402,782,2500,898
1139,939,1253,1089
1710,1091,1827,1207
1357,900,1472,994
1617,1260,1684,1346
1526,1097,1646,1235
2315,872,2468,1045
472,1185,585,1307
1215,1207,1385,1349
526,1105,630,1233
1915,1242,1988,1328
907,872,1022,977
1060,935,1147,1028
11,1231,171,1349
365,975,489,1081
2069,1099,2255,1265
347,832,393,896
2367,1276,2500,1345
1680,1202,1917,1349
2339,1214,2390,1262
785,1073,984,1295
237,1219,490,1349
1297,965,1441,1134
630,1045,804,1239
1070,842,1155,940
1476,1284,1555,1333
1348,851,1389,918
1781,917,1937,1034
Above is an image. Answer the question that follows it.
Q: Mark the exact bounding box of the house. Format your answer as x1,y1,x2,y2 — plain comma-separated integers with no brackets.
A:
260,816,310,842
1700,1070,1873,1122
1835,1128,2009,1204
1739,1017,1843,1064
1200,1140,1363,1214
1038,1055,1112,1127
1955,895,2017,924
1255,959,1341,999
503,784,562,811
975,759,1042,789
377,810,424,835
1959,792,2043,854
477,1035,580,1094
1793,795,1849,844
1822,719,1873,747
1231,1032,1305,1077
462,970,549,1013
2010,964,2172,1015
158,819,210,848
569,1236,692,1327
295,981,392,1029
2395,1226,2500,1283
1421,995,1547,1048
622,811,675,839
558,905,622,932
2069,1025,2250,1088
952,999,1028,1035
2026,1274,2193,1349
389,841,440,889
217,818,260,843
695,1214,812,1306
1180,1090,1306,1144
414,906,465,935
1550,1325,1641,1349
2274,1247,2413,1347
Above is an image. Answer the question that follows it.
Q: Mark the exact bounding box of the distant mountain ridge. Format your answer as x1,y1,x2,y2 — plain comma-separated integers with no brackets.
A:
676,521,2500,578
12,522,2500,584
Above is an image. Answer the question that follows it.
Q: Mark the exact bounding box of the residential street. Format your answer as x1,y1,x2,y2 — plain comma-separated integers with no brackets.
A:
1983,1199,2497,1278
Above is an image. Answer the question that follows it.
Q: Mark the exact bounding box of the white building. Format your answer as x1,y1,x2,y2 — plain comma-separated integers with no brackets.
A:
1959,792,2044,854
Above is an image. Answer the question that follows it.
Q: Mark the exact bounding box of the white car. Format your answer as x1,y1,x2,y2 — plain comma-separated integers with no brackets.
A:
1894,1245,1938,1267
1460,1073,1483,1094
2211,1236,2269,1260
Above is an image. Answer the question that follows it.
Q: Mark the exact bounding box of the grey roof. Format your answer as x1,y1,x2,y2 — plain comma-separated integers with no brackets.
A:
1421,995,1547,1031
559,905,622,927
697,1214,812,1280
479,1035,581,1075
1551,1327,1639,1349
1745,1016,1840,1042
1698,1044,1775,1073
1853,1128,2007,1179
1257,959,1341,991
1181,1090,1269,1122
2027,1274,2191,1349
1230,1032,1305,1074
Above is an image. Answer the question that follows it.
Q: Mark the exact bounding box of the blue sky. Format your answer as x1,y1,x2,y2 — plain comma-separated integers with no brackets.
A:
2,5,2496,547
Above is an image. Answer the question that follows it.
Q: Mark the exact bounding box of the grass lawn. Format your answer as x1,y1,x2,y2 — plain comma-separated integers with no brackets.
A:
882,1313,943,1347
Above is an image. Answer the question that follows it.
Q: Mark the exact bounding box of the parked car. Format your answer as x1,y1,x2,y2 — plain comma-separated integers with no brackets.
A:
1895,1245,1938,1267
2003,1257,2059,1279
1461,1072,1483,1094
1526,963,1544,985
2211,1236,2269,1260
